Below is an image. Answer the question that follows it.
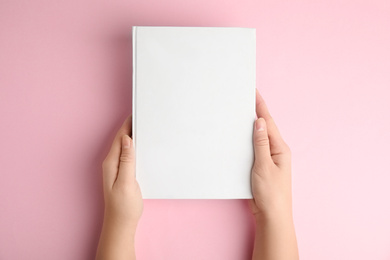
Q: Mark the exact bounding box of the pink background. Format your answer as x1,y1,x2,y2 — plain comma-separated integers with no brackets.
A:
1,0,389,259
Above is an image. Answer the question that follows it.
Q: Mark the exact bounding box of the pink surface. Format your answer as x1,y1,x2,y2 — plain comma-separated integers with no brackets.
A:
1,0,389,259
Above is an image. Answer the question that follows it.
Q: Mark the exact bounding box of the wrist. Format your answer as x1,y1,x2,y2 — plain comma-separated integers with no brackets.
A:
254,207,294,225
103,212,139,236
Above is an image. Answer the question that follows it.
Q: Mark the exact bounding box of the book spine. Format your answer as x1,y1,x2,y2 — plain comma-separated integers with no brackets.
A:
132,26,137,176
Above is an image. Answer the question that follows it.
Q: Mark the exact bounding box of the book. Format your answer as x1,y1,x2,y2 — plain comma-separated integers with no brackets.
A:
132,26,256,199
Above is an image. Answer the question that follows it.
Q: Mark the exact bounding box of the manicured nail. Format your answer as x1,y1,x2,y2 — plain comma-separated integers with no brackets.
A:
256,118,265,131
122,135,130,148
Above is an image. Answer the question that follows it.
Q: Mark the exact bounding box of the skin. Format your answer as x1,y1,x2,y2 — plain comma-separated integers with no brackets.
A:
96,116,143,260
96,90,298,260
250,89,299,260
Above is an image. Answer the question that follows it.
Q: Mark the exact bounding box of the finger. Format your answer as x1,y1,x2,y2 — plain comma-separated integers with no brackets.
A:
105,115,132,164
255,89,290,164
253,117,273,169
102,115,132,189
116,135,135,185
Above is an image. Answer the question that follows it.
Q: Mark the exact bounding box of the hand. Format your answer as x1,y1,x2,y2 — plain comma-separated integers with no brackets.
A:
250,89,292,220
96,115,143,260
102,115,143,226
250,90,299,260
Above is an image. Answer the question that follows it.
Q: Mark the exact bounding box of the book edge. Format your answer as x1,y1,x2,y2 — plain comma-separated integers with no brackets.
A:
132,26,137,177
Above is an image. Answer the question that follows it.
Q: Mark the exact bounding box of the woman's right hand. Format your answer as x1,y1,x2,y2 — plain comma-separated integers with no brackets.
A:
250,89,293,220
250,89,299,260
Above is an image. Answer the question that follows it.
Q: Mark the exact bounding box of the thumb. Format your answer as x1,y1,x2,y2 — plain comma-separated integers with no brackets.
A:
253,118,272,167
116,135,136,185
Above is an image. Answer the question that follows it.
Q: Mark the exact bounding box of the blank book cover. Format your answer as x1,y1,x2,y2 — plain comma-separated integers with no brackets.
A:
132,26,256,199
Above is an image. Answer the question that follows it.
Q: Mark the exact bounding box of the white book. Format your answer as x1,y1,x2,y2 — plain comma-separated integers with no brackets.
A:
132,26,256,199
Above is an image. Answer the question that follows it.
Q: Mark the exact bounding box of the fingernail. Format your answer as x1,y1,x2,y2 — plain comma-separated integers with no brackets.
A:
122,135,130,148
256,118,265,131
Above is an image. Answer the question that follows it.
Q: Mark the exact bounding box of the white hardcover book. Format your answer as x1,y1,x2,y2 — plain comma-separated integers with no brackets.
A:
132,26,256,199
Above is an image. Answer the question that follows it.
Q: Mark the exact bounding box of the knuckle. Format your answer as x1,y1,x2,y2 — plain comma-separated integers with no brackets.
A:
114,182,131,192
251,163,261,174
114,179,137,192
254,136,269,147
252,160,270,175
120,154,133,163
